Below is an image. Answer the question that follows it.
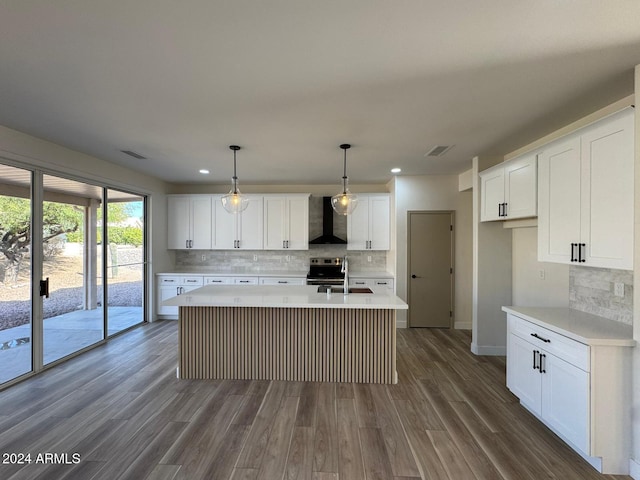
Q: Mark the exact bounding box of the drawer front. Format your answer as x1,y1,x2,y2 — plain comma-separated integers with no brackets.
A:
349,279,372,287
204,276,232,285
158,276,180,285
180,276,204,286
233,277,259,285
260,277,306,286
508,314,590,371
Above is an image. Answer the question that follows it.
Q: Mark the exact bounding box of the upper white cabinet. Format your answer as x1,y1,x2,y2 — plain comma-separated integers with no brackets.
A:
214,195,263,250
167,195,213,249
480,153,537,222
347,194,390,250
538,109,634,269
263,194,309,250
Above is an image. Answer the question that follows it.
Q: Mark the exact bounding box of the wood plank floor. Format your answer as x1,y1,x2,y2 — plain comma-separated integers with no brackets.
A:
0,321,632,480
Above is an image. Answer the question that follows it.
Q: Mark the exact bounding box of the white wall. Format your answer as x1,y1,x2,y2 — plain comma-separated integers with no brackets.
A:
631,64,640,478
0,124,172,320
393,174,473,329
511,226,569,306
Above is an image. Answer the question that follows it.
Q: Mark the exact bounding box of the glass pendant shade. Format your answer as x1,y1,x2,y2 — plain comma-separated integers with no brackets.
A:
221,145,249,213
331,144,358,215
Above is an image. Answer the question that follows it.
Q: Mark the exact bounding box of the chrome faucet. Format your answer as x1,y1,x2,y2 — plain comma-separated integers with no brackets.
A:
341,256,349,294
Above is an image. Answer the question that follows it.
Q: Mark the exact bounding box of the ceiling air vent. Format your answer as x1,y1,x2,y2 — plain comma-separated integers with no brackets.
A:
425,145,453,157
120,150,146,160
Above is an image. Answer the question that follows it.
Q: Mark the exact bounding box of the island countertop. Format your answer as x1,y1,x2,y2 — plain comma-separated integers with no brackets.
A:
163,284,408,309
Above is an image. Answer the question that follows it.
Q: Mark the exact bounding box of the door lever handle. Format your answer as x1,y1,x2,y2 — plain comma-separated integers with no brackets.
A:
39,277,50,298
411,274,422,279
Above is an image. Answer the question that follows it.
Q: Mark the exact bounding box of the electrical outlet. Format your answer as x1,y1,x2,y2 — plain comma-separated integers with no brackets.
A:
253,254,258,262
614,282,625,297
285,255,291,262
367,255,372,263
538,269,545,280
201,255,206,261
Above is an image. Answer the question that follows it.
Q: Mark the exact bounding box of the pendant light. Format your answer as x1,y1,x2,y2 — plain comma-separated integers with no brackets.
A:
221,145,250,213
331,144,358,215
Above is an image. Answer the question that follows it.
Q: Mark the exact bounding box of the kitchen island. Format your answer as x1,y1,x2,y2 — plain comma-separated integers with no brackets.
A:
163,285,408,384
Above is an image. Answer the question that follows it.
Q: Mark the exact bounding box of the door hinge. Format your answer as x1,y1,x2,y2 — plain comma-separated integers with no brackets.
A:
450,267,453,274
450,225,453,231
449,310,453,317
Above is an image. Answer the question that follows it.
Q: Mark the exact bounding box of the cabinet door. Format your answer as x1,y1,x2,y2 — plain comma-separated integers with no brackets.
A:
538,136,581,264
541,353,589,453
263,196,287,250
190,196,213,250
286,196,309,250
580,110,634,270
504,154,537,220
237,196,263,249
369,195,390,250
480,167,505,222
167,196,191,249
347,197,370,250
213,199,236,249
507,334,542,415
158,285,180,316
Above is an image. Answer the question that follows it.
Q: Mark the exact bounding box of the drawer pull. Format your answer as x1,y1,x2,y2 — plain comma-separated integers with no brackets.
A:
540,353,546,373
531,333,551,343
532,350,538,370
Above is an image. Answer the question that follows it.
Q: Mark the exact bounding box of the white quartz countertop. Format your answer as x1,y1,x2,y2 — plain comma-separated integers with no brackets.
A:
502,306,635,347
164,285,408,310
349,271,394,279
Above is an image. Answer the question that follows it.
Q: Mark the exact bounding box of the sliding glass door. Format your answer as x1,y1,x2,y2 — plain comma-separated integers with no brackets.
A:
0,165,33,384
0,162,148,387
106,189,145,336
42,174,104,365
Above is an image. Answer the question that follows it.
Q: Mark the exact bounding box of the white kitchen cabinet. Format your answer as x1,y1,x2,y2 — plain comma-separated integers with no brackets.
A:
167,195,213,249
157,275,204,317
213,195,263,250
538,109,634,269
505,310,632,474
347,194,390,250
479,153,537,222
263,194,309,250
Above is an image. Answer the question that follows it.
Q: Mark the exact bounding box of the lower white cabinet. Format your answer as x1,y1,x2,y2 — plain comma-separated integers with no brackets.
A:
157,275,204,316
506,311,632,474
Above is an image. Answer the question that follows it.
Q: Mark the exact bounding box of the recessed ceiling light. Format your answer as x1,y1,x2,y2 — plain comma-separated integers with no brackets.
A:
391,167,402,174
199,169,210,174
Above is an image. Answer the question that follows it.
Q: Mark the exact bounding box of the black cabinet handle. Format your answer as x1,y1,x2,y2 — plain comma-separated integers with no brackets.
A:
540,353,546,373
579,243,586,262
570,243,576,262
531,333,551,343
532,350,538,370
498,203,502,217
503,202,508,217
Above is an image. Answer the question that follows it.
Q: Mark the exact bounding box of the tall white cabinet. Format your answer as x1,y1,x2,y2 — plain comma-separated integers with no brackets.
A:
214,195,263,249
167,195,213,249
263,194,309,250
347,194,390,250
538,109,634,269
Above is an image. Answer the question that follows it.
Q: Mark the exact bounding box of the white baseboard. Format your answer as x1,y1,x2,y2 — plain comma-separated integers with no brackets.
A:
630,458,640,479
470,342,506,356
454,322,472,330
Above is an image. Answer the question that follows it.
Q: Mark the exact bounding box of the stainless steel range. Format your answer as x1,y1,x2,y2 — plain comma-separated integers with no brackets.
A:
306,257,345,286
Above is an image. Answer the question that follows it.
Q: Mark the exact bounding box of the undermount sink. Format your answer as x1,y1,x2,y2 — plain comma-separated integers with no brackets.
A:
317,286,374,294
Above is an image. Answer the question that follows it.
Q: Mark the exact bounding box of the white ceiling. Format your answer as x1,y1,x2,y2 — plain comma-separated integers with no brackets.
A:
1,1,640,186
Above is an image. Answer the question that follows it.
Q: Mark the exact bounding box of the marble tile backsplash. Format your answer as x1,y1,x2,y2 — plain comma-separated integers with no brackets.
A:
569,266,633,324
175,245,387,273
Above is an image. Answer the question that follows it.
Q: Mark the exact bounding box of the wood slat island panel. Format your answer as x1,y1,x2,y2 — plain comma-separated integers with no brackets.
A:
178,306,396,384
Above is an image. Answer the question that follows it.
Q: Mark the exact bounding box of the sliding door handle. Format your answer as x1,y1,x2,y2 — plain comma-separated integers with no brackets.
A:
39,278,50,298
